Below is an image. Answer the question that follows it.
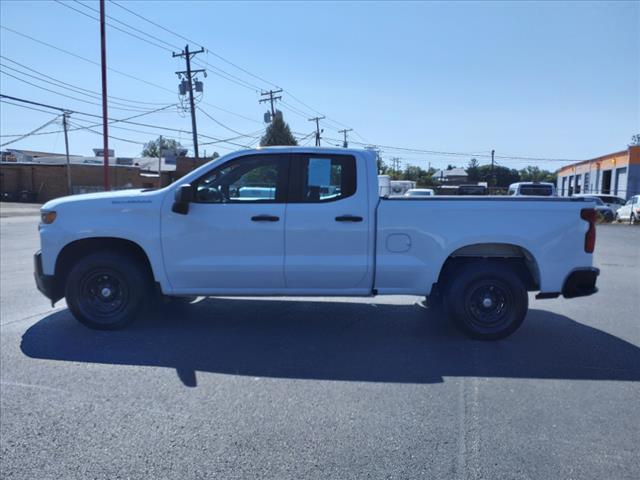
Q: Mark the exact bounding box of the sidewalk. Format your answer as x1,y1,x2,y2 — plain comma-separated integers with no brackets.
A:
0,202,42,218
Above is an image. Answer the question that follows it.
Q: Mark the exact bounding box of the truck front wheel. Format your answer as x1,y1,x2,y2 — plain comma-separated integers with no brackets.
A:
65,252,150,330
445,262,528,340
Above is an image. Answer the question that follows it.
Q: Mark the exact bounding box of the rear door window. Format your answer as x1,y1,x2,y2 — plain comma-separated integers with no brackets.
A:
289,154,356,202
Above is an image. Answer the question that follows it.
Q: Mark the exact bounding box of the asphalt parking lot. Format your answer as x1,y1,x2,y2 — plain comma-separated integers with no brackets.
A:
1,210,639,479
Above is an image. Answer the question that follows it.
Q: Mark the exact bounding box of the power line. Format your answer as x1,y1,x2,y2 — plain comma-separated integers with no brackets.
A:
67,120,145,145
0,94,233,146
0,95,579,163
0,115,61,147
68,117,192,145
58,0,262,93
0,24,177,94
0,102,176,138
198,129,264,147
279,100,310,120
1,12,356,132
0,55,169,106
323,137,579,163
282,89,351,131
66,0,260,91
0,63,174,112
0,95,257,151
0,68,169,114
197,107,259,137
192,57,262,92
4,1,363,136
0,24,262,126
54,0,175,53
104,0,359,133
108,0,281,89
71,0,181,51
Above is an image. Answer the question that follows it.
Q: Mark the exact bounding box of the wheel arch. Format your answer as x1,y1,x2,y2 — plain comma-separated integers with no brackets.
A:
432,242,541,297
55,237,156,297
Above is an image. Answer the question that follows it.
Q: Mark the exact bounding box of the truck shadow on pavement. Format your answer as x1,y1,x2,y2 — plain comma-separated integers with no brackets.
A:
21,297,640,387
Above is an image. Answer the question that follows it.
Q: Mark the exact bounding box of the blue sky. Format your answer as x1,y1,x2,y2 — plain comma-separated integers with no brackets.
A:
0,0,638,171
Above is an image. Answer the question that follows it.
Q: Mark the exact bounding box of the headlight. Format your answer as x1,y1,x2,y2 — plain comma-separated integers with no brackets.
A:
41,211,57,224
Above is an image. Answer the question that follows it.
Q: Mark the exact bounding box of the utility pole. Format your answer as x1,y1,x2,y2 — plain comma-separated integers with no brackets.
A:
157,135,163,189
390,157,401,174
99,0,109,190
62,112,72,195
259,89,283,117
338,128,353,148
308,116,325,147
173,44,205,159
490,149,495,191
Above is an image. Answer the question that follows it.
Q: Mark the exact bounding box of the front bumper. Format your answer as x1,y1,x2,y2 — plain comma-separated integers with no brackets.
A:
562,267,599,298
34,251,60,304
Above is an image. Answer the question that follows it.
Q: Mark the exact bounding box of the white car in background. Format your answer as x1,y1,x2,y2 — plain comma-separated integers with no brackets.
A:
404,188,435,197
615,195,640,224
573,194,626,211
508,182,556,196
571,195,615,222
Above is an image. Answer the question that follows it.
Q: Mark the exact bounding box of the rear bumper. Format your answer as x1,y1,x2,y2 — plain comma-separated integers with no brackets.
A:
562,267,599,298
34,251,59,304
535,267,599,300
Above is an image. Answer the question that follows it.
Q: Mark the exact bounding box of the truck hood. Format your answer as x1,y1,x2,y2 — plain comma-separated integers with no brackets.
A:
41,188,159,211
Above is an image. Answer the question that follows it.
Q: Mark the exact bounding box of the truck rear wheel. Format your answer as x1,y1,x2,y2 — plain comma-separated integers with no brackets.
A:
65,252,150,330
445,261,528,340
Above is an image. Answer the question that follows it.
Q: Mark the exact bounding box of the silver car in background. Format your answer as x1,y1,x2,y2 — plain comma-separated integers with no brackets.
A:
573,194,626,211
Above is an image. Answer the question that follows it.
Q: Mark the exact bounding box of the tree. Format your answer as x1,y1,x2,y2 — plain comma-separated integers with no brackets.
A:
519,166,556,183
401,164,438,187
259,112,297,146
141,137,184,157
377,157,389,175
475,165,520,187
467,158,480,182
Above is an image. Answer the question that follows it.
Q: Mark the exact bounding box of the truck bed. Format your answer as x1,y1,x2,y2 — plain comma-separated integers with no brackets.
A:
374,196,594,295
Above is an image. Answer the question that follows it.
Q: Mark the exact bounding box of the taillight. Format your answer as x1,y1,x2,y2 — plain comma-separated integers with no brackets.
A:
581,208,596,253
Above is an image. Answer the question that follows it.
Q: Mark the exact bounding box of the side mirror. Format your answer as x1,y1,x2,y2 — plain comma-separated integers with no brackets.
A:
172,184,193,215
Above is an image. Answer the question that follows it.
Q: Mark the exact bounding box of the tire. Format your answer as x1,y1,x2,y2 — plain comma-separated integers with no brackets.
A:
444,261,528,340
65,252,150,330
615,213,620,223
632,213,638,225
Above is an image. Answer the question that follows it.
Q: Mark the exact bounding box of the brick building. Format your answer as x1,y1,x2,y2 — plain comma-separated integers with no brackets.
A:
0,150,217,203
0,163,148,202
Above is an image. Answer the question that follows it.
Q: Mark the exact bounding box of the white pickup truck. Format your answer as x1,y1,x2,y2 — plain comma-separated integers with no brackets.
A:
35,147,599,339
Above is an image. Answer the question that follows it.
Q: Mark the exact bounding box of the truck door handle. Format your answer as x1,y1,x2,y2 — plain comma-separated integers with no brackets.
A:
335,215,363,222
251,215,280,222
